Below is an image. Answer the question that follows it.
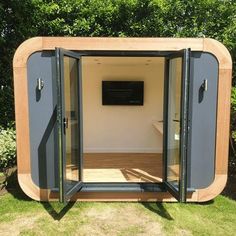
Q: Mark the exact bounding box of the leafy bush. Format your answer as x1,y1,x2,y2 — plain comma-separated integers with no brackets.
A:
231,87,236,112
0,0,236,128
0,0,235,172
229,87,236,178
0,124,16,171
231,87,236,151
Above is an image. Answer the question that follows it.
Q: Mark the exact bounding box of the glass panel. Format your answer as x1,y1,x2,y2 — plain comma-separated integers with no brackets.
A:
167,57,182,189
63,56,80,191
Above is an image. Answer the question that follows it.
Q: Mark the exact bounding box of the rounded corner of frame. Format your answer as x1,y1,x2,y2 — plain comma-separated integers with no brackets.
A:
203,38,232,70
197,174,227,202
18,173,44,201
13,37,43,68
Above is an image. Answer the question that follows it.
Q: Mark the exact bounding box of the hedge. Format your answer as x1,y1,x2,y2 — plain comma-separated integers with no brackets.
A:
0,0,235,169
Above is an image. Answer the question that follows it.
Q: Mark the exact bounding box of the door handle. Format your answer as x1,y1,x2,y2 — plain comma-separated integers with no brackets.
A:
37,78,44,91
173,119,180,122
63,117,68,134
201,79,208,92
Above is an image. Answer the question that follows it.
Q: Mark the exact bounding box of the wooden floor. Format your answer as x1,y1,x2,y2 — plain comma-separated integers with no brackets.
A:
83,153,162,183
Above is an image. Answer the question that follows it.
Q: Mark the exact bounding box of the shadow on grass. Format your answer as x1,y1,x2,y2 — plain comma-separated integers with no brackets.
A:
41,201,75,221
142,198,216,220
142,202,173,220
4,169,74,220
4,167,235,222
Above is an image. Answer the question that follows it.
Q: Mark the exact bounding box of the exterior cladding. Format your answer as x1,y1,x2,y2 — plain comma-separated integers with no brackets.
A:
27,51,217,190
188,52,218,188
27,51,58,189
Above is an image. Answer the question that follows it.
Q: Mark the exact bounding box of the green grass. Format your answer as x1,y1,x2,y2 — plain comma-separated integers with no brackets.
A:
0,189,236,236
143,197,236,235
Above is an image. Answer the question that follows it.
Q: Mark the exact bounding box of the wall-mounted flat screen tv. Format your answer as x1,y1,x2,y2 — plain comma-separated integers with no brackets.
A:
102,81,144,105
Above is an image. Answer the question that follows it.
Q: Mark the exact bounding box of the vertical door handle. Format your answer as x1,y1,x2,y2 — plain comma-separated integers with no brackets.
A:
63,117,68,134
201,79,208,92
37,78,44,91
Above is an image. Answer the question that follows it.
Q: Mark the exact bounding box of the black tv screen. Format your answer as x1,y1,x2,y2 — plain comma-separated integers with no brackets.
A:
102,81,144,105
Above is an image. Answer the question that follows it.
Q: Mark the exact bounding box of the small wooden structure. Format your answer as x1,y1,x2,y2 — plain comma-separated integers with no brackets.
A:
13,37,232,202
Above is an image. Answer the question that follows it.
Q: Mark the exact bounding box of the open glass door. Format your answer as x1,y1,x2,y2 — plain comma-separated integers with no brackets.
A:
56,48,83,203
163,49,191,202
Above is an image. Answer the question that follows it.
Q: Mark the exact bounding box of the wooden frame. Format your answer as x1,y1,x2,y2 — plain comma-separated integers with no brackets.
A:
13,37,232,202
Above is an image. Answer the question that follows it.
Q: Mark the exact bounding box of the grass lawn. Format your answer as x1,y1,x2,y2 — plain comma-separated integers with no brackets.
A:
0,185,236,236
0,171,236,235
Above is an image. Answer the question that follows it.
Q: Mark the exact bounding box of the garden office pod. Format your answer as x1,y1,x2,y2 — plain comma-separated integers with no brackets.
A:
13,37,232,203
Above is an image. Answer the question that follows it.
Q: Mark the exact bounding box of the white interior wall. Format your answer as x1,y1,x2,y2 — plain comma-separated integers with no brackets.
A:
82,57,164,153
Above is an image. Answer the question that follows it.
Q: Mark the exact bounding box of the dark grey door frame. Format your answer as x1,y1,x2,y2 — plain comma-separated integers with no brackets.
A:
55,49,192,203
163,49,191,202
56,47,83,203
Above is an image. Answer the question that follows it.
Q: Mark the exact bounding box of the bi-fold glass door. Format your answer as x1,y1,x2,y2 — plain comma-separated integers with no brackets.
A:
163,48,191,202
56,48,83,203
55,48,191,203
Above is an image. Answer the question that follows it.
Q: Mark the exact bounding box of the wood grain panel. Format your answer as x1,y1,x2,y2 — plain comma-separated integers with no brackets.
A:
13,37,43,68
215,69,232,174
197,175,227,202
42,37,204,52
18,174,50,201
13,67,31,173
203,38,232,69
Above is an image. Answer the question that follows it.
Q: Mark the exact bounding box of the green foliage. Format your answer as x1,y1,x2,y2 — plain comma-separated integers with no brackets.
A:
0,0,236,165
231,88,236,147
231,87,236,112
0,0,236,128
0,0,40,127
0,124,16,171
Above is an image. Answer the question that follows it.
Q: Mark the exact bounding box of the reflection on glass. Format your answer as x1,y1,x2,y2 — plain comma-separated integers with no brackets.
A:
63,56,80,189
167,57,182,188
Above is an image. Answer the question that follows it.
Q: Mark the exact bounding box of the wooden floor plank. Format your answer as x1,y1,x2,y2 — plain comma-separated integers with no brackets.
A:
83,153,162,183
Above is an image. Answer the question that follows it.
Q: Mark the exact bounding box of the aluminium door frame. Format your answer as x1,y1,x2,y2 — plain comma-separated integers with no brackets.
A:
57,49,192,201
56,47,84,202
163,49,191,202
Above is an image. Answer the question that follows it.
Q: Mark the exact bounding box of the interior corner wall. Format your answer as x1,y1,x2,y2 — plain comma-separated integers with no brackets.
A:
82,58,164,153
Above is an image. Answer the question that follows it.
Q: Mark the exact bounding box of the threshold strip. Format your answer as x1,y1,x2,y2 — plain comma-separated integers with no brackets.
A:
80,182,165,192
